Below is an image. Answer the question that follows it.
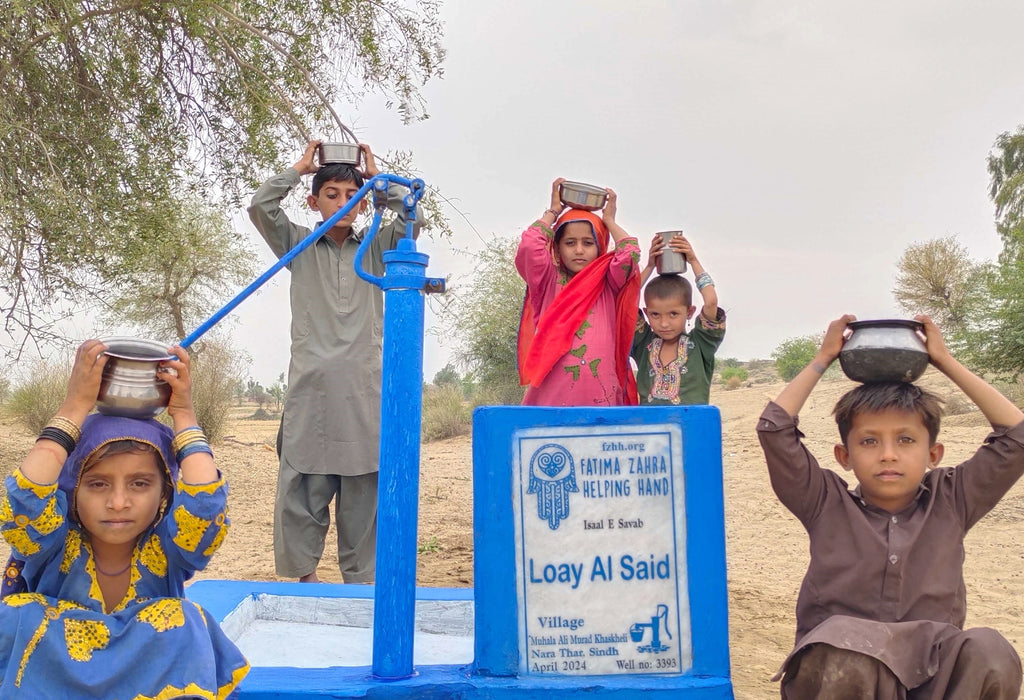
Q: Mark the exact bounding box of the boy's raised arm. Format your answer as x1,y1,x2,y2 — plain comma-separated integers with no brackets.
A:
773,315,855,417
918,315,1024,429
679,237,718,321
640,233,663,287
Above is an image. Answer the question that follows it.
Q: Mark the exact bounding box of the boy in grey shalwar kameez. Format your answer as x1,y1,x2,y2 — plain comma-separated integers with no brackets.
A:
248,140,419,582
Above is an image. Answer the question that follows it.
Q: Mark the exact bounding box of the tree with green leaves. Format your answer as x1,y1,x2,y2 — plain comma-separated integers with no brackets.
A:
982,126,1024,376
438,236,526,405
771,335,821,382
267,372,287,414
0,0,445,352
892,236,991,360
432,362,461,388
98,197,257,343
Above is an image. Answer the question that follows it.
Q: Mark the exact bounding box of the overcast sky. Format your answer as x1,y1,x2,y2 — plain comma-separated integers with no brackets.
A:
229,0,1024,385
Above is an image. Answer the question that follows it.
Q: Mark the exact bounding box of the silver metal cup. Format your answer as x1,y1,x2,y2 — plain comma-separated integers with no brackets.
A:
655,231,687,275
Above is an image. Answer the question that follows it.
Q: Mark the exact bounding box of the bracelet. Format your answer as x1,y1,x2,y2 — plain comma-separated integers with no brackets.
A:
171,427,207,454
38,426,76,454
695,272,715,290
176,441,213,463
544,208,562,219
47,416,82,443
173,434,208,454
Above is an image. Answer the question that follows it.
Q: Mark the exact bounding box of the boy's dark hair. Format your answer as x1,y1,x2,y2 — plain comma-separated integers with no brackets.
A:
833,382,944,445
645,274,693,308
312,164,364,196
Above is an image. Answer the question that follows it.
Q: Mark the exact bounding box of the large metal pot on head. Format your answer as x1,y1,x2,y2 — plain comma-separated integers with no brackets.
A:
96,337,174,419
839,319,929,383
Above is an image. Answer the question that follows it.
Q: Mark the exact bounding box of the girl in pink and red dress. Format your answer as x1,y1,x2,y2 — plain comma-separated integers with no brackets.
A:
516,177,641,406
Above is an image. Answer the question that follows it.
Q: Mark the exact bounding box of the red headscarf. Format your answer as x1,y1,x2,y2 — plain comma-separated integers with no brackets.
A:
517,209,640,405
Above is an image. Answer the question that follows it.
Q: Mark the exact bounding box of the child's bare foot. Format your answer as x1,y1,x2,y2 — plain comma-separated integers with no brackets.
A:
298,572,321,583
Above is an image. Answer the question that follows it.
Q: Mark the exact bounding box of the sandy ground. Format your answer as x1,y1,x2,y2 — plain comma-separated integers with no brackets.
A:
2,370,1023,698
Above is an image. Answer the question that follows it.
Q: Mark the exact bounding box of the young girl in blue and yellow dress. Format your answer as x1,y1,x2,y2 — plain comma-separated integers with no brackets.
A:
0,339,248,697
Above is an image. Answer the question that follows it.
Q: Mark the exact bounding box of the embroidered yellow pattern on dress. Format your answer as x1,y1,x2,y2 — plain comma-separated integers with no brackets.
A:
3,592,48,609
178,475,225,497
2,494,63,557
111,557,141,614
14,469,58,499
83,543,140,613
136,599,185,632
172,506,211,553
30,495,62,536
202,515,229,557
140,534,168,576
133,681,215,700
60,530,82,573
9,597,84,687
2,524,40,556
83,547,105,608
64,618,111,661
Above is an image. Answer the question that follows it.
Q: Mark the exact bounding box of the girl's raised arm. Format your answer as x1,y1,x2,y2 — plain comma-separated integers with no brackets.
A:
602,189,632,243
20,340,107,485
160,346,219,485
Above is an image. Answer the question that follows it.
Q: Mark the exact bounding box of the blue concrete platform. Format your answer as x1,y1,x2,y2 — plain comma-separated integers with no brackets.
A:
188,580,733,698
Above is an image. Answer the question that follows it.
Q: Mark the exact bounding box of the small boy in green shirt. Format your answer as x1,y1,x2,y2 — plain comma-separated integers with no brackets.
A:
631,233,726,405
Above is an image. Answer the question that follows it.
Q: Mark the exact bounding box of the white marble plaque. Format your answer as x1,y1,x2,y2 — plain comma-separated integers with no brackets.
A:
512,424,691,676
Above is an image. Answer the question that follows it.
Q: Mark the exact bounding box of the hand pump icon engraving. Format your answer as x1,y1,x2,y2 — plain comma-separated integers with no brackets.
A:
630,604,672,653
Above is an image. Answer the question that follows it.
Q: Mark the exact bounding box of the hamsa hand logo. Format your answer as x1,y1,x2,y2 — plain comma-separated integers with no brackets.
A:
527,444,577,530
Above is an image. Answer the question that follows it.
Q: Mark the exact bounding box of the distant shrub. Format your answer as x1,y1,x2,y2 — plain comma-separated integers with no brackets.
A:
471,379,526,407
719,357,743,369
7,359,72,433
720,366,748,385
942,391,972,416
725,375,743,391
771,335,821,382
0,369,10,405
422,385,471,442
189,336,249,442
993,378,1024,409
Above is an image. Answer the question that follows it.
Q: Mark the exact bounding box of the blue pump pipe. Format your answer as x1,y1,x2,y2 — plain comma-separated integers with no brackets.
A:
180,173,423,349
354,178,446,680
180,173,443,681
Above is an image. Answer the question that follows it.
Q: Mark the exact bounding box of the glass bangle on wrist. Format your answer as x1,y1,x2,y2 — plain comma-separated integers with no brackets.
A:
171,427,207,454
38,426,76,454
176,441,213,462
37,415,83,454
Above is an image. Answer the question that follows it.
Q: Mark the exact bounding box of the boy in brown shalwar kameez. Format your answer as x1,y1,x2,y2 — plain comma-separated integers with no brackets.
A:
757,313,1024,699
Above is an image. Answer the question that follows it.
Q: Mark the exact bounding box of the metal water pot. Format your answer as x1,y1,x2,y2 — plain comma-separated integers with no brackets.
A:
839,319,929,383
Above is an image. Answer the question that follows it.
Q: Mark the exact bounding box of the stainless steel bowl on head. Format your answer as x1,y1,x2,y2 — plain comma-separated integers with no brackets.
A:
559,181,608,212
317,142,362,166
96,337,174,420
839,320,929,383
